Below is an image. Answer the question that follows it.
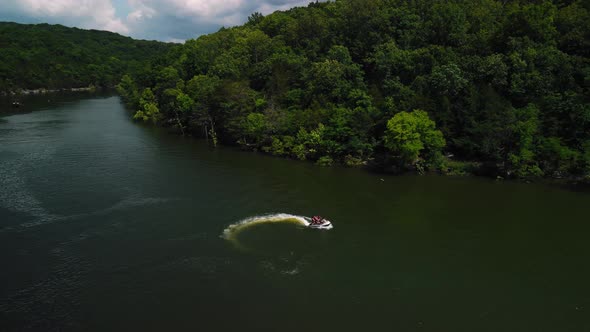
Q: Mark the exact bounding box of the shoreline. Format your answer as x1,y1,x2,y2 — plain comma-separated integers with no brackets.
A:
158,125,590,190
1,86,98,96
3,91,588,191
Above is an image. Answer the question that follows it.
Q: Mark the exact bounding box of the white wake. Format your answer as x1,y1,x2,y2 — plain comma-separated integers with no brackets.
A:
222,213,310,242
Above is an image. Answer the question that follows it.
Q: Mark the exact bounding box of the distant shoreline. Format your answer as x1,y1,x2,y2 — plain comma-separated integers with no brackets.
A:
1,86,99,96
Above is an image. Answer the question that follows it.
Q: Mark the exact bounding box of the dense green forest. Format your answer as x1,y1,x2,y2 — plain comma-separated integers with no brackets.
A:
128,1,585,178
0,22,174,92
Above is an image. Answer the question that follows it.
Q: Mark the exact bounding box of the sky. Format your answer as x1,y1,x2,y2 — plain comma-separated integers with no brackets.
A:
0,0,319,42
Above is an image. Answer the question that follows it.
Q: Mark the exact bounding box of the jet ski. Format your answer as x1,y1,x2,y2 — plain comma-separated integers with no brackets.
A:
305,216,333,230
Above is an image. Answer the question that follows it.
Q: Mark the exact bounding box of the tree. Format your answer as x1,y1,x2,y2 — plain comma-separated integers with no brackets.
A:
384,110,446,169
583,141,590,178
116,74,139,108
133,88,161,124
247,12,265,26
506,104,543,177
429,63,468,96
538,137,579,176
305,46,365,106
113,0,590,178
242,113,266,145
0,22,171,94
185,74,222,142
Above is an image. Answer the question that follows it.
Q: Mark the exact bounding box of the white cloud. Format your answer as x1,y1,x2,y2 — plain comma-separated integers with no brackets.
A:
124,0,318,40
127,0,299,20
1,0,129,34
0,0,323,41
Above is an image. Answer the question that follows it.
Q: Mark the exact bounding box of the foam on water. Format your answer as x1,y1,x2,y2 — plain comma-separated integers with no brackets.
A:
222,213,334,251
222,213,310,242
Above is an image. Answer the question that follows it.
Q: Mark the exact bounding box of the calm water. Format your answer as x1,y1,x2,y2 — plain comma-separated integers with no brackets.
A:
1,94,589,331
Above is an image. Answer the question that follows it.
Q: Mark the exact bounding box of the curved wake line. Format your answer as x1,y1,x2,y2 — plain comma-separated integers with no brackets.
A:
222,213,310,242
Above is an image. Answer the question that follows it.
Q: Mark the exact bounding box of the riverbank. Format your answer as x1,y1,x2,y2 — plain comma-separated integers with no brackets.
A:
0,85,98,97
174,123,590,188
0,88,114,113
224,137,590,187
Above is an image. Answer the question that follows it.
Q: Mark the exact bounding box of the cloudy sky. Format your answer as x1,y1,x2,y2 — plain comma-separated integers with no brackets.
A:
0,0,318,42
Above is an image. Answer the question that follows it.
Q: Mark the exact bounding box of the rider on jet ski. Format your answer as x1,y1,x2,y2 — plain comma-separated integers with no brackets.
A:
311,216,324,225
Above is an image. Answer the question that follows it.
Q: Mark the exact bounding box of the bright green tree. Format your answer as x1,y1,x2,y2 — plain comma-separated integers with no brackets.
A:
384,110,446,168
133,88,161,124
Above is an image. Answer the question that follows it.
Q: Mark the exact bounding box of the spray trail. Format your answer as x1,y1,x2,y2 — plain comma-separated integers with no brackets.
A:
222,213,310,240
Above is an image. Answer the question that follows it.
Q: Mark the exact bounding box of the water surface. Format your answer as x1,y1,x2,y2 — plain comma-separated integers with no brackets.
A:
1,94,589,331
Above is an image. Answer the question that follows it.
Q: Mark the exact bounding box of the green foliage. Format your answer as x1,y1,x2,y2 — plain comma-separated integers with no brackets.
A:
176,92,194,113
247,12,265,26
429,63,467,96
263,136,286,156
242,113,266,144
344,155,365,167
384,110,446,169
133,88,161,124
306,45,365,105
583,141,590,177
116,75,139,108
0,22,173,93
538,137,580,176
443,159,479,176
113,0,589,177
292,144,307,161
316,156,334,167
507,104,543,177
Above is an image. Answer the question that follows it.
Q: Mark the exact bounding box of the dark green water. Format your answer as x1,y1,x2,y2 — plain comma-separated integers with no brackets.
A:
1,94,589,332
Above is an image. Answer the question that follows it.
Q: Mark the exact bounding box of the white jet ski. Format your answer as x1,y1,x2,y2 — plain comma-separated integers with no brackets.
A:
305,217,334,230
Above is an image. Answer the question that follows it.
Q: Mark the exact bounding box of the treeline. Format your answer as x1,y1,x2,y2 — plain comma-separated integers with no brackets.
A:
118,0,590,179
0,22,174,92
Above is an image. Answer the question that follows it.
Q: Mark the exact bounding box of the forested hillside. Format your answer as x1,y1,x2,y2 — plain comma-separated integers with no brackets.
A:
0,22,174,92
117,0,590,179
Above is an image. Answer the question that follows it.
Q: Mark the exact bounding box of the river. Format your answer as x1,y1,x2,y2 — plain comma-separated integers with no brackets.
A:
1,93,589,331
